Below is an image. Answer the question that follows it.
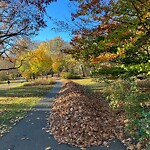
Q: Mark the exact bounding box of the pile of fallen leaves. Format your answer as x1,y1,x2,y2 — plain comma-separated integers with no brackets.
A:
49,81,126,148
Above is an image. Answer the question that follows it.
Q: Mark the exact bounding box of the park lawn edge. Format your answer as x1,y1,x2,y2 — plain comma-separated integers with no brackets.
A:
0,83,54,137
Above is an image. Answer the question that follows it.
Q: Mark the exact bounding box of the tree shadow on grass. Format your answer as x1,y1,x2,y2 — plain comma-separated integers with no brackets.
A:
0,103,31,111
0,85,53,98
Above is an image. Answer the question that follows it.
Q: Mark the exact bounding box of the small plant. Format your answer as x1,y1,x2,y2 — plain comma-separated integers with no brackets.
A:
90,67,126,78
137,110,150,142
60,72,81,79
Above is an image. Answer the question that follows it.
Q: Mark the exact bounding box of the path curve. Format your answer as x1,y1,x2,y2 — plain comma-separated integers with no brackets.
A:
0,81,126,150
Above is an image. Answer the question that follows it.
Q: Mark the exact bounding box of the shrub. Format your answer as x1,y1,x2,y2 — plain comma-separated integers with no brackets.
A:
104,79,150,148
24,78,55,86
136,110,150,143
125,63,150,77
91,67,126,77
103,79,130,109
60,72,81,79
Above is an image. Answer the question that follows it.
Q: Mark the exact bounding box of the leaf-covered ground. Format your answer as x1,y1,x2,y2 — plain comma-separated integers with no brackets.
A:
49,81,126,148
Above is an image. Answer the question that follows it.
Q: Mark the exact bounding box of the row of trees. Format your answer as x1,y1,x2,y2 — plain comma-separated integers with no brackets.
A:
17,37,80,80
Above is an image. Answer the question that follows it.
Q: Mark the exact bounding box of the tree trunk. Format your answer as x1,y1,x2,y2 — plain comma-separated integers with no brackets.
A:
80,65,85,77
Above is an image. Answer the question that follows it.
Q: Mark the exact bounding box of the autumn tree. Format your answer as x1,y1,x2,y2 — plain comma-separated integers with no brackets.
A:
17,42,53,80
67,0,150,76
17,52,33,80
0,57,19,80
0,0,56,71
31,43,53,78
17,36,85,79
45,37,66,75
0,37,39,73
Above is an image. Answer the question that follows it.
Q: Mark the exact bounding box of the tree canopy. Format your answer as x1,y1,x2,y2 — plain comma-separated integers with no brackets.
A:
65,0,150,76
17,37,79,79
0,0,55,60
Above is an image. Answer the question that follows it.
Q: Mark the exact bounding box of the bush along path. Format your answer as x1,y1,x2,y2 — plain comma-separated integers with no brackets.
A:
0,81,126,150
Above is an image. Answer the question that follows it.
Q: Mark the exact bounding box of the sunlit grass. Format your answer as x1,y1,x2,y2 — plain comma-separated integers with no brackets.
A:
71,78,96,86
0,82,24,89
71,78,101,93
0,82,53,136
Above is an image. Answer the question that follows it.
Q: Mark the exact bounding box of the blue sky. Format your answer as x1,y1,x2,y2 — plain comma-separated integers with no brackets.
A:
33,0,73,42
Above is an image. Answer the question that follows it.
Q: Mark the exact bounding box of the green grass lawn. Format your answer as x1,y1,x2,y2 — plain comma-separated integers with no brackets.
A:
71,78,97,86
0,82,53,137
71,78,112,94
71,78,100,93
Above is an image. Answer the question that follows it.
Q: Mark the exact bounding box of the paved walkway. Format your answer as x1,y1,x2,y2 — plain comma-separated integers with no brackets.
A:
0,81,126,150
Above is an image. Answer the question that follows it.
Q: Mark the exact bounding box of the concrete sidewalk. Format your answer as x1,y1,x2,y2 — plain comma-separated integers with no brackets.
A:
0,81,126,150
